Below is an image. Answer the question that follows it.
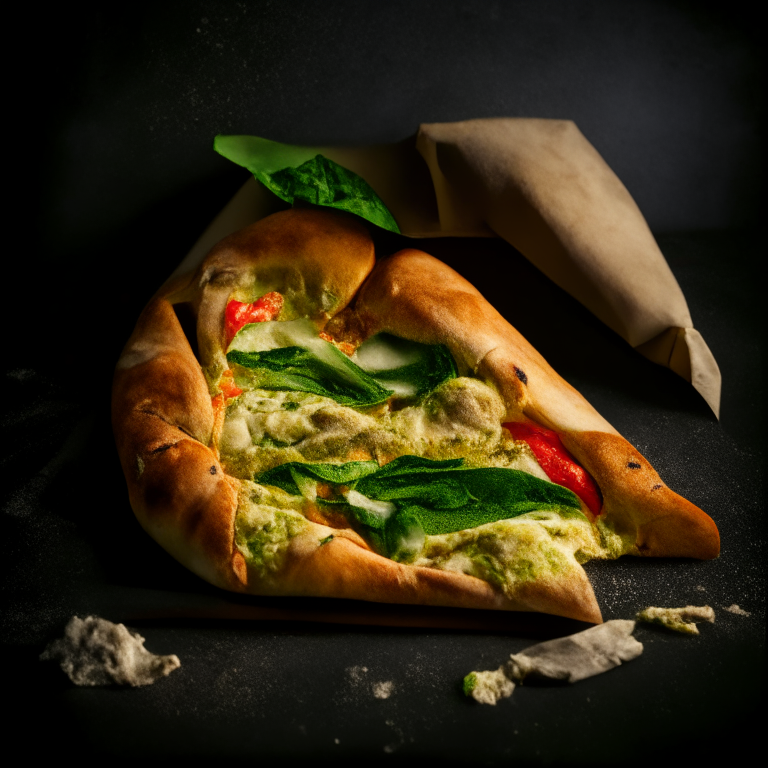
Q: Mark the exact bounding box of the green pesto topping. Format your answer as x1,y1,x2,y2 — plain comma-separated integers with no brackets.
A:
319,534,334,546
463,673,478,696
234,491,307,578
417,512,601,596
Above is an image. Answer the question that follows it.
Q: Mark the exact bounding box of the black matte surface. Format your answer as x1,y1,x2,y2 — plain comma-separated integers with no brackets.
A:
4,2,764,763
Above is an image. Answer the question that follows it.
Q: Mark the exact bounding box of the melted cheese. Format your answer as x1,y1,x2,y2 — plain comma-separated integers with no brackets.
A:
219,341,621,594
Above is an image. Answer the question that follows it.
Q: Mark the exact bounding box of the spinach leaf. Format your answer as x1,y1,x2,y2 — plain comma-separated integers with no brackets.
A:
228,320,458,409
214,135,400,233
257,460,380,497
353,333,457,399
255,455,585,562
228,346,394,407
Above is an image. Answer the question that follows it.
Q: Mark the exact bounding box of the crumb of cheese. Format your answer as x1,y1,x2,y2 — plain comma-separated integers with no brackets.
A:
724,604,750,616
636,605,715,635
463,667,515,705
40,615,180,686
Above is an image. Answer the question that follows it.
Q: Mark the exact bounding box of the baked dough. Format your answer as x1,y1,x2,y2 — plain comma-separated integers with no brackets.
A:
112,208,720,624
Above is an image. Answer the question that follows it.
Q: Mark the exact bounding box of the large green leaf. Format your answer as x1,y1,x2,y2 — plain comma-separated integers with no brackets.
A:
228,346,394,407
353,333,457,399
214,135,400,233
255,455,585,562
227,319,394,408
257,460,380,497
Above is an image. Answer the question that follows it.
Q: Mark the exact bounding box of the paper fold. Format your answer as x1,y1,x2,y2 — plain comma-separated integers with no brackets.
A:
415,119,720,416
178,119,720,415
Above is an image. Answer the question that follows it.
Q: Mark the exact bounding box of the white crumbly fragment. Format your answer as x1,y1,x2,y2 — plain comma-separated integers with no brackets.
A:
506,620,643,682
464,667,516,705
636,605,715,635
40,616,180,687
372,681,395,699
724,604,750,616
465,620,642,703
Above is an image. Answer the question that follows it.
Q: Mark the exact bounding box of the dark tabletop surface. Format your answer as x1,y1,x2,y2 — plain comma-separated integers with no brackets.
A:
3,2,764,764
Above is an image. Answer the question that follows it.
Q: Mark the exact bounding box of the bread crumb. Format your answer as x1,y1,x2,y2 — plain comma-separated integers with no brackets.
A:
373,680,394,699
724,604,750,616
636,605,715,635
40,615,180,686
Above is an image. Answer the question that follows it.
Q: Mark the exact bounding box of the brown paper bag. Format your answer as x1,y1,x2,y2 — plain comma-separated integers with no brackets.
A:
173,118,720,416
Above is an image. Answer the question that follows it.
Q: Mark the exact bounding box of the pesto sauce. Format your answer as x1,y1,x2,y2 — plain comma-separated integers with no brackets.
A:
234,484,308,579
415,513,603,597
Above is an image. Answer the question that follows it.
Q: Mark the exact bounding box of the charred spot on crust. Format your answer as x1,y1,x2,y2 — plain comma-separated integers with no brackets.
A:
210,465,218,475
514,366,528,385
627,461,641,469
151,443,174,455
172,301,200,360
652,484,663,491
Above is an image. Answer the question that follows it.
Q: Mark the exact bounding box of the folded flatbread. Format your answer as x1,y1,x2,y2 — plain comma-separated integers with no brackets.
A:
112,208,720,624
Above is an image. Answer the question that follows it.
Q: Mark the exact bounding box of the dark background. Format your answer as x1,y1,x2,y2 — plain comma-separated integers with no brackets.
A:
3,1,764,763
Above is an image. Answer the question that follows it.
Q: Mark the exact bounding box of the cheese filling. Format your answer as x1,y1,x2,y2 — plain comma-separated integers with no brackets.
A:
216,322,621,595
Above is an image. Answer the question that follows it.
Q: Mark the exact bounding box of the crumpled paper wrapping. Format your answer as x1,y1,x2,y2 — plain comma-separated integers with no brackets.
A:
175,118,720,416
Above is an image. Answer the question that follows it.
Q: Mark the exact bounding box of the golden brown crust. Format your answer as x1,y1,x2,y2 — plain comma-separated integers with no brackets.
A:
563,431,720,559
113,209,718,626
254,533,602,623
112,296,244,591
191,207,376,374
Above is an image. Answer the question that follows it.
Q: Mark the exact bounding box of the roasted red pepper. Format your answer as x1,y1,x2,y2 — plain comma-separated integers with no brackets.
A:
225,292,284,343
504,421,603,515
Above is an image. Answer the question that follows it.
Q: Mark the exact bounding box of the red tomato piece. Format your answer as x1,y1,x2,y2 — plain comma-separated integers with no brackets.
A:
219,369,243,400
504,421,603,515
225,292,284,343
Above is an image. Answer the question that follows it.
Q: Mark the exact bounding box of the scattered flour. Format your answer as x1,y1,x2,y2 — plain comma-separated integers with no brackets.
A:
347,666,395,699
40,615,180,686
346,665,369,683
